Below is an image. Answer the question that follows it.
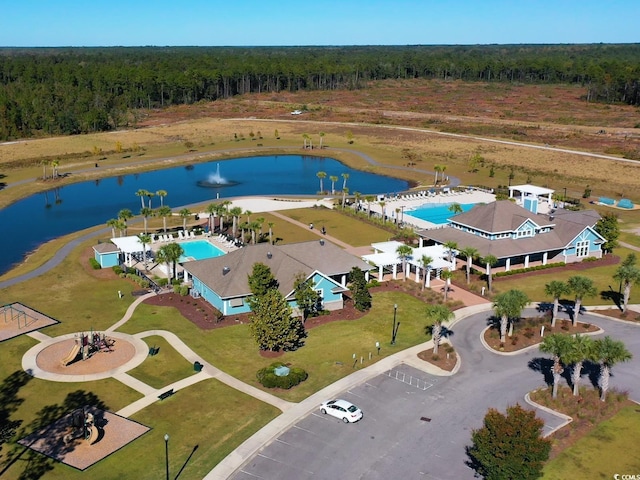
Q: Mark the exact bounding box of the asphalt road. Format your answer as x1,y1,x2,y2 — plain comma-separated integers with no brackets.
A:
230,309,640,480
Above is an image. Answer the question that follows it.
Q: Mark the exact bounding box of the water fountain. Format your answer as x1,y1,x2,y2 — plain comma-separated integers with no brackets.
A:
196,163,240,188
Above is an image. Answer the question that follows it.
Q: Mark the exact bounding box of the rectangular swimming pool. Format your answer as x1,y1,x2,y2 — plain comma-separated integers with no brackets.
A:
179,240,225,262
404,202,476,225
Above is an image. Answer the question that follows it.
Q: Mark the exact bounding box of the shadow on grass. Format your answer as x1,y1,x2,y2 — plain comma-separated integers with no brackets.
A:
174,444,199,479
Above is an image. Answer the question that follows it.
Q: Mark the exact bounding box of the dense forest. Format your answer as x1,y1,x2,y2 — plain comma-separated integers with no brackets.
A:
0,44,639,140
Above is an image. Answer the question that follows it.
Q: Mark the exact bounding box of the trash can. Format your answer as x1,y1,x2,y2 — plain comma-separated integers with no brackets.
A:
194,361,203,372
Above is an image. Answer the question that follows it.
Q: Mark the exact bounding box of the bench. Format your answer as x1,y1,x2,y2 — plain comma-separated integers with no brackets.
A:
158,389,174,400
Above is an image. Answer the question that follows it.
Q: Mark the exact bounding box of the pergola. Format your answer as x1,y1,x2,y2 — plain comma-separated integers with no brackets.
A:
508,184,555,214
363,241,453,285
110,236,151,266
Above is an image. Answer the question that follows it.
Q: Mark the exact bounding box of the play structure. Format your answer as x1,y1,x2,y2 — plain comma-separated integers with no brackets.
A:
2,303,38,330
63,409,100,446
61,331,115,367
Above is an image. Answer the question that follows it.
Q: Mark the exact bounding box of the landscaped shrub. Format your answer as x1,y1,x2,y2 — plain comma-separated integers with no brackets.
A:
256,362,308,389
494,262,565,277
156,278,169,287
112,265,124,275
89,258,101,269
581,256,599,262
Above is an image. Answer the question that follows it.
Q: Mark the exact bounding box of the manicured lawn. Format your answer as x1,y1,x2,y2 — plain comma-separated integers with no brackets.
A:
127,336,196,389
279,207,393,247
542,405,640,479
619,230,640,248
118,290,434,402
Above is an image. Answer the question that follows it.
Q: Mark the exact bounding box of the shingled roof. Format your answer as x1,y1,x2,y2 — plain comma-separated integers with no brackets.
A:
183,240,372,299
451,200,555,233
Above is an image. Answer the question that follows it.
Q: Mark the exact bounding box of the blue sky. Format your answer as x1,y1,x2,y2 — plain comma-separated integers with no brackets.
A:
1,0,637,47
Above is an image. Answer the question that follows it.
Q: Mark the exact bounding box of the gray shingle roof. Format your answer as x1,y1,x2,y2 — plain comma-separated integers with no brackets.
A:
93,243,119,254
451,200,555,233
183,240,372,299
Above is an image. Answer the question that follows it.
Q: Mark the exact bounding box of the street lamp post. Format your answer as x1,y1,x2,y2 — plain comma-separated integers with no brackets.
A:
164,433,169,480
391,304,398,345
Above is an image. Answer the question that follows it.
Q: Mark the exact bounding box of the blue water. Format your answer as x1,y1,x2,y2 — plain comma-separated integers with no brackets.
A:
179,240,225,262
404,203,476,225
0,155,408,275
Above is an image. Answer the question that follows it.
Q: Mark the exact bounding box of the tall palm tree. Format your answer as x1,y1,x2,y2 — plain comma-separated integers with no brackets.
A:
483,254,498,293
114,219,127,237
459,246,479,285
592,336,632,401
164,242,184,281
341,173,349,190
145,191,155,209
365,195,374,217
51,159,60,178
220,200,232,231
205,202,219,232
244,210,253,224
316,171,327,193
425,305,454,355
156,205,172,233
419,255,433,291
329,175,338,194
544,280,570,327
179,208,191,231
613,254,640,314
379,201,386,222
41,159,48,180
155,245,170,279
268,221,275,245
448,202,463,215
433,164,444,186
443,240,458,265
118,209,133,236
539,333,571,399
229,206,243,238
156,189,168,207
440,269,453,301
138,233,152,266
140,207,153,234
341,187,349,208
302,133,310,149
493,289,530,344
135,189,149,209
564,334,594,396
395,244,413,282
106,218,119,238
318,131,325,149
567,275,597,325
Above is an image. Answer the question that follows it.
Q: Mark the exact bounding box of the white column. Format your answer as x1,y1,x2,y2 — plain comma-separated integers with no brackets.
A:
365,271,370,282
542,252,548,265
419,238,424,248
426,268,431,288
378,264,383,280
414,265,421,283
183,270,189,282
341,274,346,286
436,268,441,279
505,258,511,271
392,264,398,280
524,255,530,268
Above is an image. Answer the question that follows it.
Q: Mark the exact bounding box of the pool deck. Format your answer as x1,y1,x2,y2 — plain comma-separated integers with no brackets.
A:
367,190,496,230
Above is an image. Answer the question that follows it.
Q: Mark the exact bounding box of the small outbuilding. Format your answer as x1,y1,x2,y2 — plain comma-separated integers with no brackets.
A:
92,243,120,268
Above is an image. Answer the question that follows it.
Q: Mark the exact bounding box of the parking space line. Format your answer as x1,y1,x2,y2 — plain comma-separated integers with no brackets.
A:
238,469,264,478
256,453,314,475
292,424,315,434
346,389,365,398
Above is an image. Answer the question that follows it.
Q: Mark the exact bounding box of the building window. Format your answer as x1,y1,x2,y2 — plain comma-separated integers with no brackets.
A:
576,240,589,257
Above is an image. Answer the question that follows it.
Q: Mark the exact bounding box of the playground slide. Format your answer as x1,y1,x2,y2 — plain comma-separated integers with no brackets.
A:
87,425,99,445
61,344,80,366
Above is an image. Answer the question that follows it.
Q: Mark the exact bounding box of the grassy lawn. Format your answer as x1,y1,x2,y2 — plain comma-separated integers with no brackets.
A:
117,290,434,402
278,207,393,247
127,336,196,389
619,230,640,248
542,405,640,479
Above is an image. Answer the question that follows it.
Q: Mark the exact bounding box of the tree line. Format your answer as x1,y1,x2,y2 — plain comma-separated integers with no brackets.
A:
1,44,639,140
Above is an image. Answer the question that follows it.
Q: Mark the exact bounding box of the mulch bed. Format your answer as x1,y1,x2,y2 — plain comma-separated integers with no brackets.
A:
417,348,457,372
493,255,620,283
594,308,640,322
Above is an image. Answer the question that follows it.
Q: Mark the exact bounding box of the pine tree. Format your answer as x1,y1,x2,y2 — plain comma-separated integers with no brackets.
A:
248,289,306,351
349,266,372,312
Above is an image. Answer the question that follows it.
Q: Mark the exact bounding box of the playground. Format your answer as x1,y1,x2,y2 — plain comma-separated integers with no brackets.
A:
0,302,59,342
18,406,150,471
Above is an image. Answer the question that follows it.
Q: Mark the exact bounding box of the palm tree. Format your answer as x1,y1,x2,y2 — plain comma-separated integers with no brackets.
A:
564,334,594,396
459,246,479,285
426,305,454,355
138,233,152,266
118,209,133,236
539,334,571,399
41,159,48,180
483,254,498,293
164,242,184,281
230,206,243,238
156,189,168,207
145,191,155,209
341,188,349,208
302,133,310,149
440,269,453,301
156,205,172,233
592,336,632,401
114,219,127,237
51,159,60,178
433,164,445,186
419,255,433,291
544,280,570,327
205,202,219,233
329,175,338,194
365,195,374,217
179,208,191,231
341,173,349,190
106,218,119,238
395,244,413,282
140,207,153,234
613,254,640,314
567,276,597,325
220,200,231,231
268,222,275,245
443,240,458,265
155,245,170,279
379,201,386,222
316,171,327,193
448,202,463,215
319,131,325,149
244,210,253,224
135,189,149,209
493,289,530,344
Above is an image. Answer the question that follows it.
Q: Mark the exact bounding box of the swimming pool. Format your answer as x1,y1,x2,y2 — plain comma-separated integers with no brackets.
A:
179,240,226,262
404,203,476,225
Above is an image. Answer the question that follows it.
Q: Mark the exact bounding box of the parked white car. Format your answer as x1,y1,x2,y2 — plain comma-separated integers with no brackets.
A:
291,109,302,115
319,399,363,423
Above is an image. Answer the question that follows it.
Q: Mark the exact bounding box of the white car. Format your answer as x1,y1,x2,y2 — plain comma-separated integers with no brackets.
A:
291,110,302,115
320,399,363,423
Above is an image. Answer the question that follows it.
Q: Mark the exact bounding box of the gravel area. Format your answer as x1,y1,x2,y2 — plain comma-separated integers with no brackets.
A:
0,302,59,342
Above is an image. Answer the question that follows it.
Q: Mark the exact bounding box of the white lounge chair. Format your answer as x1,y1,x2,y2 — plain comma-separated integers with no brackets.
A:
190,231,196,239
178,231,185,240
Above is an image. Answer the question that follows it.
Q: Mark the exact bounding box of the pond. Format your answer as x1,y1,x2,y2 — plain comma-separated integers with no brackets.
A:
0,154,408,275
